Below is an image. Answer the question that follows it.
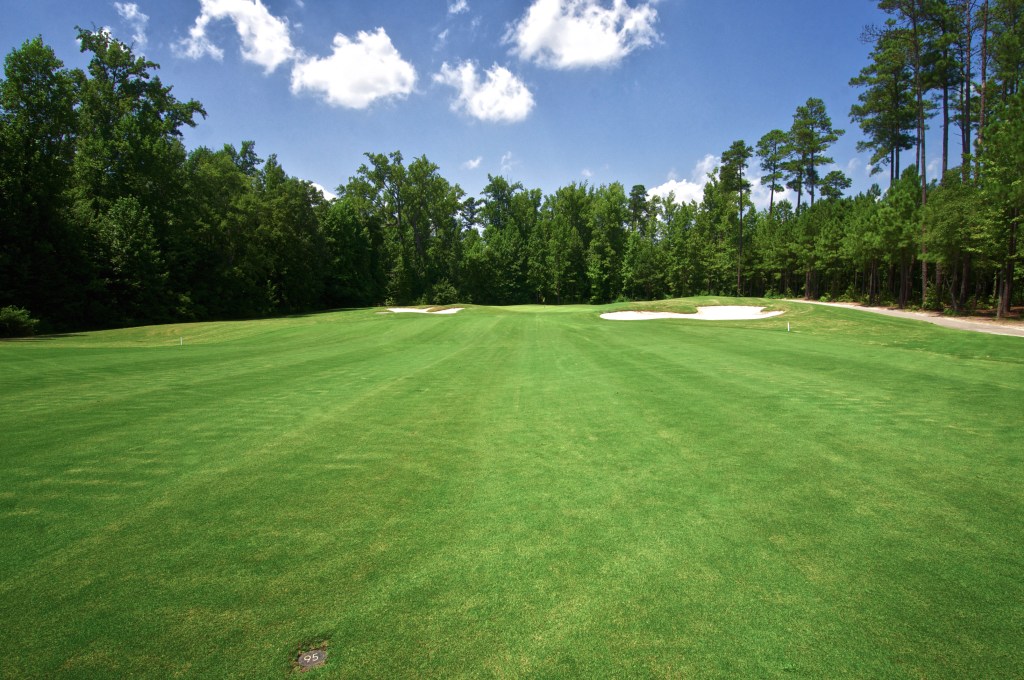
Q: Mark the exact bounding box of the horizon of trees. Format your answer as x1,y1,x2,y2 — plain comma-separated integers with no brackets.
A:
1,2,1022,333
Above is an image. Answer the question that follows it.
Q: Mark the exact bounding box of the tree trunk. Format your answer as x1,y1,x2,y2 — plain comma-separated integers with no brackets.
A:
960,254,970,309
919,103,928,307
899,257,911,309
809,152,816,206
942,73,950,178
909,8,929,307
962,1,972,182
737,189,744,295
869,259,879,306
977,0,989,179
999,219,1017,318
948,260,960,312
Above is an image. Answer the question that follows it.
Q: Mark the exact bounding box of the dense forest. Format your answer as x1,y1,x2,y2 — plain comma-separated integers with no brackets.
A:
1,1,1022,334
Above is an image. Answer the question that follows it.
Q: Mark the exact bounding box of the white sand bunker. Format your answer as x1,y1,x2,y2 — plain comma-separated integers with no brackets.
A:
601,306,784,321
387,307,464,315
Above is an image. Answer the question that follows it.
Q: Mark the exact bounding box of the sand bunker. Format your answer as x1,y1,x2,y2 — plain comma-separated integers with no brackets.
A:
601,306,784,321
387,307,464,315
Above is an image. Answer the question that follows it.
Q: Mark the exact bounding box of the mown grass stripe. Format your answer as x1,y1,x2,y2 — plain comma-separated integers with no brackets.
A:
1,299,1022,678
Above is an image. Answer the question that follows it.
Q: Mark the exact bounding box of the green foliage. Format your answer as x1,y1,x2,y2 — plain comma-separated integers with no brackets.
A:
0,36,86,325
586,183,627,303
95,196,169,324
789,97,844,206
820,170,853,201
429,278,459,305
755,128,789,213
621,229,667,300
0,305,39,337
2,15,1024,330
849,25,917,180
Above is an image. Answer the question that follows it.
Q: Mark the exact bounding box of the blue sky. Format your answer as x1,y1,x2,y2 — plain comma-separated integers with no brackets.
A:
4,0,903,206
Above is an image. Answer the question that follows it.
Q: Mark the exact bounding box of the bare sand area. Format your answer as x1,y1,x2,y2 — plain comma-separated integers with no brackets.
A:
787,300,1024,338
387,307,464,315
601,306,784,321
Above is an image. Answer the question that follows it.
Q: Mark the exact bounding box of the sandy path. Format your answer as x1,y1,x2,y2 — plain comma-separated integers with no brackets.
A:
787,300,1024,338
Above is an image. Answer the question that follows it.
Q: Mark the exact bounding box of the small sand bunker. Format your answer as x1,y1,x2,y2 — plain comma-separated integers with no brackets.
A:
601,306,784,321
387,307,464,315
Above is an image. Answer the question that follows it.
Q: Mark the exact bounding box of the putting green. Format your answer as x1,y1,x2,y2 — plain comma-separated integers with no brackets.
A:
1,299,1022,678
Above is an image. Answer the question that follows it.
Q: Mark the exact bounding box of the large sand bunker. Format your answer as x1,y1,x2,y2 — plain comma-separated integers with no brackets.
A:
387,307,464,315
601,306,784,321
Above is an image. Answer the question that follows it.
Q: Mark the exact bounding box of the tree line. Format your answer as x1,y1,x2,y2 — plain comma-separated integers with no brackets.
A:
1,2,1021,333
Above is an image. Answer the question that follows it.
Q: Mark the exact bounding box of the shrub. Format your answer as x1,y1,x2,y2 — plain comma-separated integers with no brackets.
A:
0,306,40,337
430,279,460,306
923,284,943,311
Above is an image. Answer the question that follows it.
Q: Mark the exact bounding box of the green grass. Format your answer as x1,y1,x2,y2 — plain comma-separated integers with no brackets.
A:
1,298,1022,678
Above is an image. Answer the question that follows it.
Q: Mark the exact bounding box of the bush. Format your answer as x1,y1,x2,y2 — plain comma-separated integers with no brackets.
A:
429,279,460,306
923,284,943,311
0,306,40,337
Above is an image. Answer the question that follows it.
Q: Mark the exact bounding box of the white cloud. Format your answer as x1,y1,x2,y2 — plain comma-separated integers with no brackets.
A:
582,168,594,178
291,28,417,109
434,61,534,123
310,182,337,201
648,178,705,205
114,2,149,48
649,154,718,204
463,156,483,170
649,154,793,211
748,177,794,212
506,0,659,69
175,0,296,73
174,0,418,110
448,0,470,14
500,151,516,174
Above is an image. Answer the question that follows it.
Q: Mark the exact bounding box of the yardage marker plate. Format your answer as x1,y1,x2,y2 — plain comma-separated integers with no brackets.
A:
296,647,327,669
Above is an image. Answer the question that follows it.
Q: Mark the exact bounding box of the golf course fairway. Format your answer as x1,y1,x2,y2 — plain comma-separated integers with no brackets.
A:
1,299,1022,678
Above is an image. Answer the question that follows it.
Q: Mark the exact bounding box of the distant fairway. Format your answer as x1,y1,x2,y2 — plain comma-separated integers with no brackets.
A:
2,299,1023,678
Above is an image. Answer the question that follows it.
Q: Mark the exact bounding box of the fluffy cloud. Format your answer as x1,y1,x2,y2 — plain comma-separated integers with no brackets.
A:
175,0,296,73
463,156,483,170
434,61,534,123
175,1,416,109
649,154,793,211
448,0,470,14
310,182,337,201
506,0,659,69
748,177,794,212
291,28,416,109
114,2,149,48
648,154,718,204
